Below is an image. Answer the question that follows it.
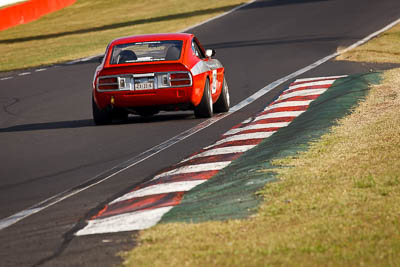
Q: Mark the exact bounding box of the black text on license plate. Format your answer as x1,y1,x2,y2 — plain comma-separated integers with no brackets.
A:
135,82,154,90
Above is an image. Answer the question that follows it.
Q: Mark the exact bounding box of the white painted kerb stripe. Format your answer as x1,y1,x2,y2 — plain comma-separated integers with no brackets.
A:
110,180,205,204
293,75,347,83
285,80,334,91
263,100,313,111
254,111,306,122
151,161,231,180
182,145,256,162
224,122,290,136
278,89,328,101
208,132,275,148
75,207,174,235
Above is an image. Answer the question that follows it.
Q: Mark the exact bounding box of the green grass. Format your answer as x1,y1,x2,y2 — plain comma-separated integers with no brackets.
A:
121,22,400,267
0,0,246,72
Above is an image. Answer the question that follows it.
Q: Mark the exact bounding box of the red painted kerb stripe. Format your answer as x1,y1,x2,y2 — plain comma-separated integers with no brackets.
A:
0,0,76,31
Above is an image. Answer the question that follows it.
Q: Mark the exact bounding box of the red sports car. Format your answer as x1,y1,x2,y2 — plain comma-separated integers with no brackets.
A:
92,33,230,125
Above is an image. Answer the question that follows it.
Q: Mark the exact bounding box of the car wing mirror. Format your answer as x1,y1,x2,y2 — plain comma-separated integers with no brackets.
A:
98,55,104,63
205,49,216,57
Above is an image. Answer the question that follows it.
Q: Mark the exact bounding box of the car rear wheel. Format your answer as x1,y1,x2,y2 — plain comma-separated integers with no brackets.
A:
194,79,213,118
213,77,230,113
92,96,112,125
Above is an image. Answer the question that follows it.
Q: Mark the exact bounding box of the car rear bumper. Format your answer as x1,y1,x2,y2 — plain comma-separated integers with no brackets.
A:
94,87,193,110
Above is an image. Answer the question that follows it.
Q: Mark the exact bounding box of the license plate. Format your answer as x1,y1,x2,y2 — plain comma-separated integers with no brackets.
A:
135,81,154,90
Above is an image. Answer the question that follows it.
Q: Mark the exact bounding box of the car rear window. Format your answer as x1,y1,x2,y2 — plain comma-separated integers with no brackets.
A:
110,40,183,64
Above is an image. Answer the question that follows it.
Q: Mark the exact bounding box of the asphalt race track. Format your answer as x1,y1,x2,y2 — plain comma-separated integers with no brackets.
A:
1,0,400,266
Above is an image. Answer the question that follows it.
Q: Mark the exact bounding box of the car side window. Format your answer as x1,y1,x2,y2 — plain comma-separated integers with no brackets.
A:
192,40,205,59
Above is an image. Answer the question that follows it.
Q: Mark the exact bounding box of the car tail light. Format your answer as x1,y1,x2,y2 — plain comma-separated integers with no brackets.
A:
99,77,117,84
156,72,192,88
170,80,191,86
168,72,192,87
97,76,119,90
98,84,119,90
170,73,190,80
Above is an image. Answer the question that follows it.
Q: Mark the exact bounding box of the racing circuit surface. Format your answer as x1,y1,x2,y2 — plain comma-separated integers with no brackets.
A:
1,0,400,266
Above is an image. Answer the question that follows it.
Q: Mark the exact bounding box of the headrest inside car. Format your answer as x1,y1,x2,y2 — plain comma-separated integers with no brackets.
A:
118,50,137,63
165,46,180,61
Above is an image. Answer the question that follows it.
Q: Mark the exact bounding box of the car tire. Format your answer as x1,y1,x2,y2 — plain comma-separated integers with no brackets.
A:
194,78,213,118
92,96,112,125
213,77,230,113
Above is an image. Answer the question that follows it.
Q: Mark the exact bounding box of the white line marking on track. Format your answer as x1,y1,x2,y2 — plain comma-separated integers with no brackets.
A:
1,10,399,232
224,122,290,136
35,68,47,72
75,206,174,235
151,161,231,181
18,72,31,76
182,145,257,162
0,77,13,81
111,180,206,204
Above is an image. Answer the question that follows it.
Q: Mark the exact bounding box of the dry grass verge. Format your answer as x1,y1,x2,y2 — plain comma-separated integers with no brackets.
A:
337,23,400,63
